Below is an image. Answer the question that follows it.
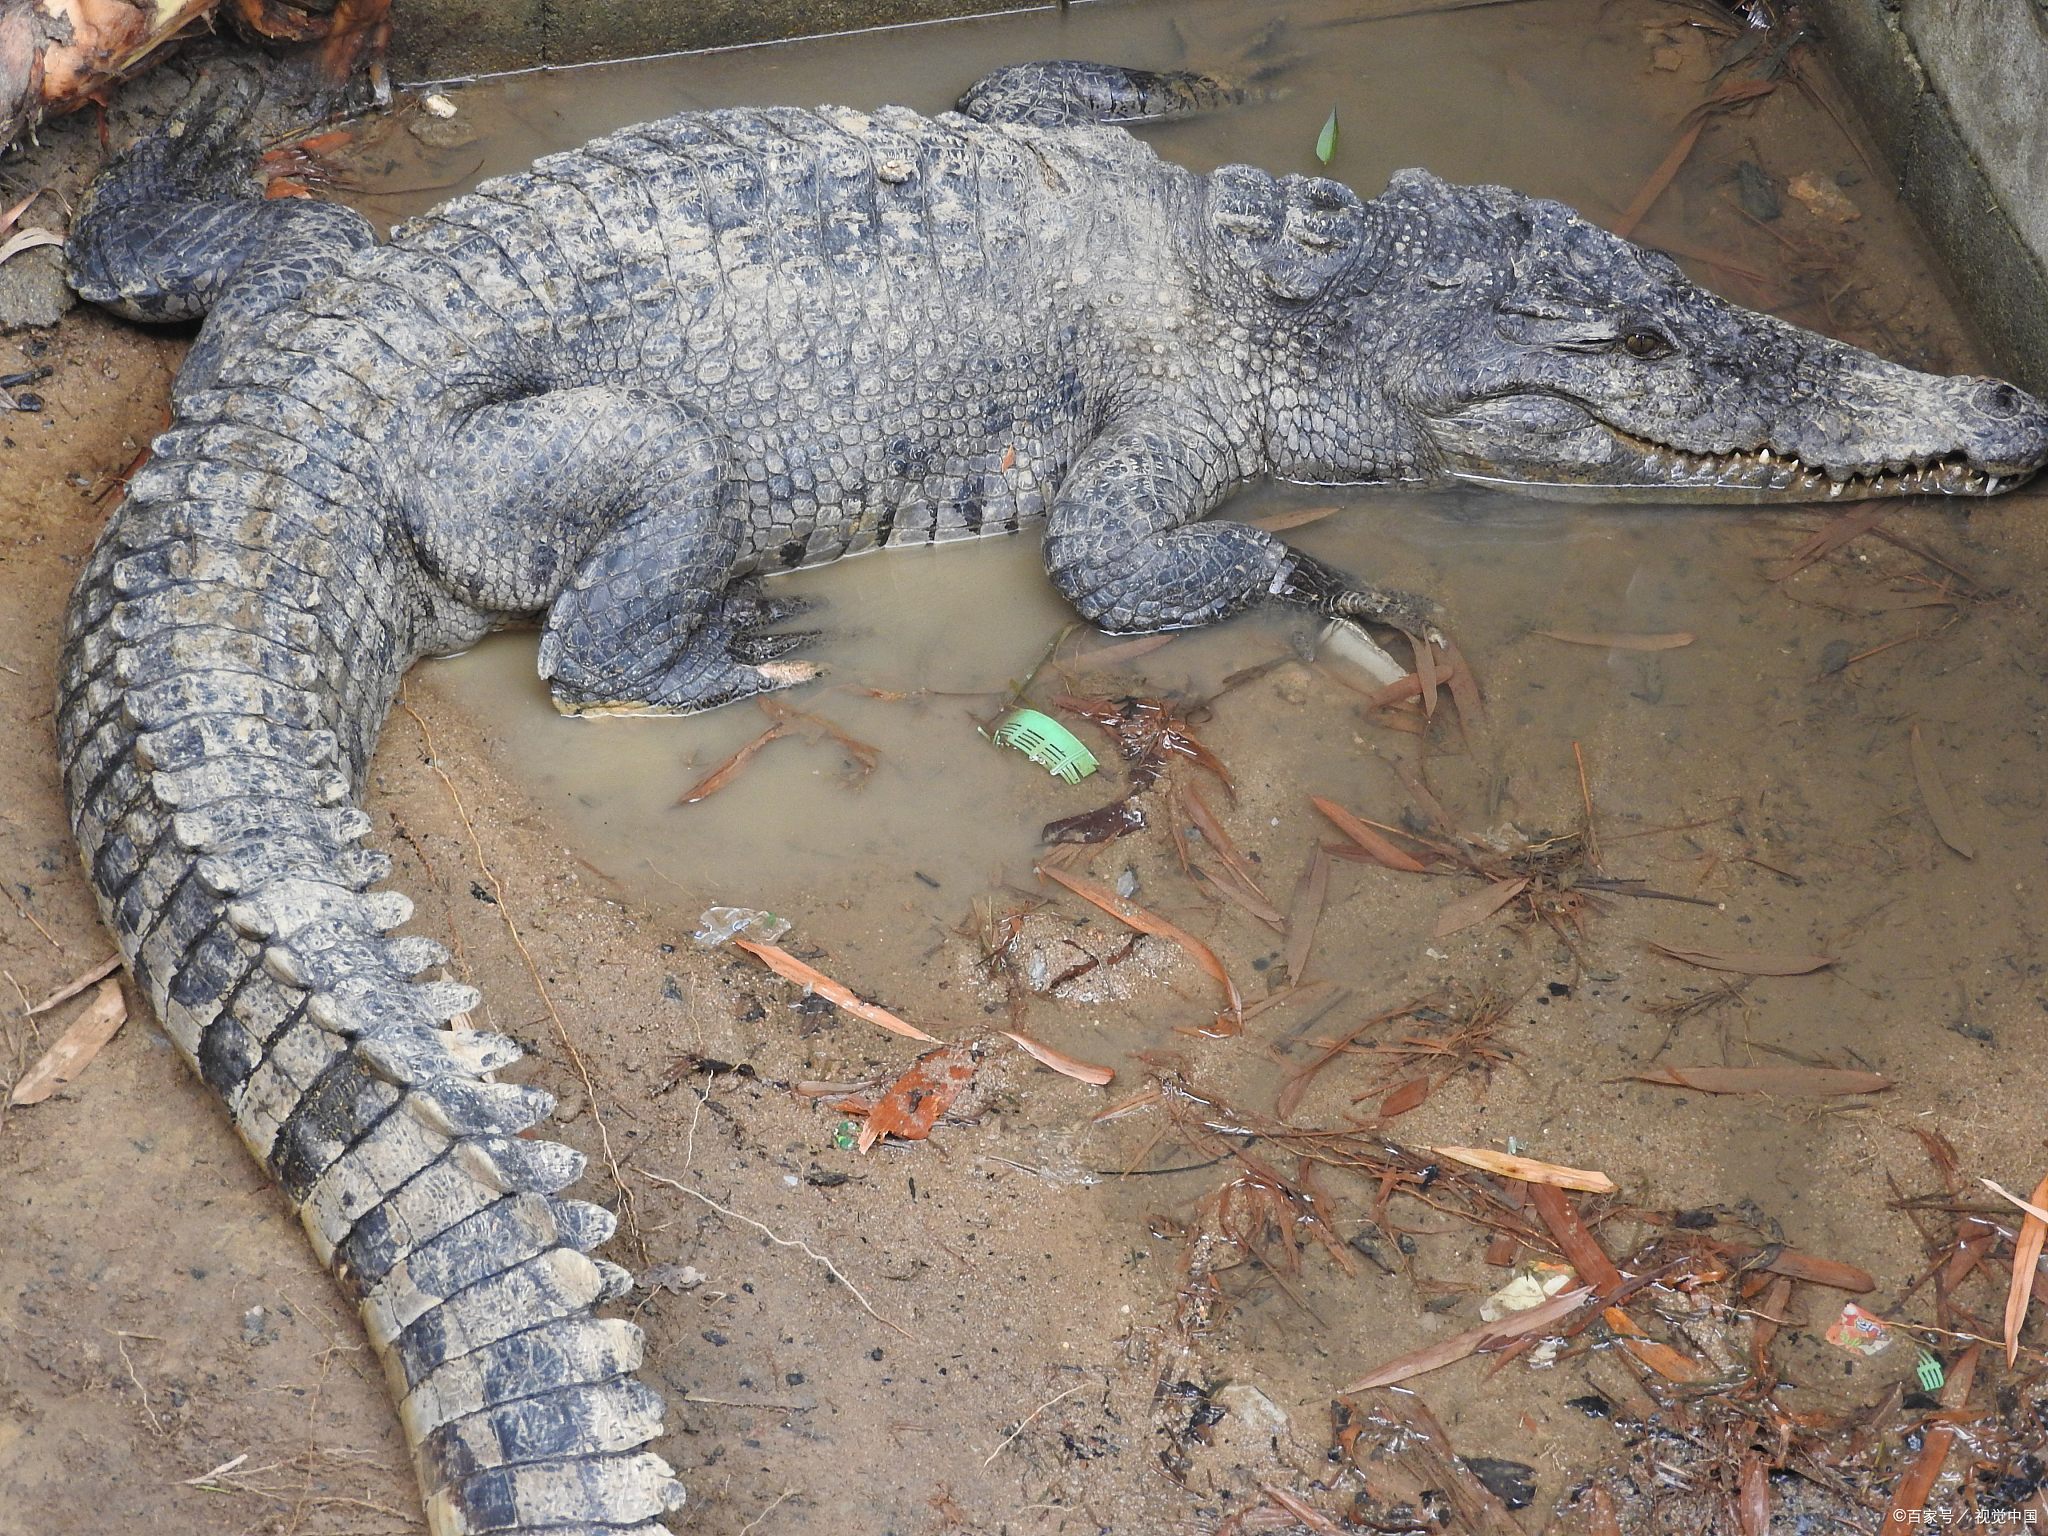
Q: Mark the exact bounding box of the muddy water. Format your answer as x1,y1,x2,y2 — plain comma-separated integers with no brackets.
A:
345,0,2047,1515
371,0,1985,958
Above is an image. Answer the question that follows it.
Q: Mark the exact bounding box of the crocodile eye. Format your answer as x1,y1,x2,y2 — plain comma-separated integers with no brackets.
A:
1623,329,1672,359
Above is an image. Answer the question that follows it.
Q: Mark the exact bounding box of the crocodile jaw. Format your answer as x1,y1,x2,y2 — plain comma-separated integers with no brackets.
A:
1419,388,2048,504
1447,430,2040,504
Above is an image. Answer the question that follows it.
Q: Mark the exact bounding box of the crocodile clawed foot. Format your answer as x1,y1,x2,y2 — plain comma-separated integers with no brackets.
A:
722,582,825,663
1332,586,1445,650
1276,549,1445,647
546,580,827,717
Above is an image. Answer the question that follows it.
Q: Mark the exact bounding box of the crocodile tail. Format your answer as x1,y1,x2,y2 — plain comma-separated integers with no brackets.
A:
56,416,685,1533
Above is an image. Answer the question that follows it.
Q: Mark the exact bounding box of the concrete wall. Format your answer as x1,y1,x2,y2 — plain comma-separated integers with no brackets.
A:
1803,0,2048,393
386,0,1046,82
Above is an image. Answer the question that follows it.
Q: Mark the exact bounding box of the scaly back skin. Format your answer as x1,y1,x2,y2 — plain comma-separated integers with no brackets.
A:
61,66,2047,1535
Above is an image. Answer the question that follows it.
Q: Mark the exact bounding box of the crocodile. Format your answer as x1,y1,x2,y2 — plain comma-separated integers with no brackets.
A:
55,58,2048,1535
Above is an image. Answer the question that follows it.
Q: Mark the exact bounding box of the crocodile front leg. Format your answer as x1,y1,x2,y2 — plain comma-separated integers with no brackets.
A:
66,70,376,395
1045,416,1434,635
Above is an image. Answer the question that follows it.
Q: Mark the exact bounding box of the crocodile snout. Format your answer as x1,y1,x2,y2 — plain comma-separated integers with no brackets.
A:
1959,376,2048,477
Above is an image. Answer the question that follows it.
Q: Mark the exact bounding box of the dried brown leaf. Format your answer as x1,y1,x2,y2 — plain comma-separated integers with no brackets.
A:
1183,783,1267,902
1432,877,1529,939
0,227,62,265
1534,629,1695,651
1378,1076,1432,1119
1310,796,1430,873
1530,1182,1622,1295
1001,1030,1115,1086
1248,505,1339,533
1884,1344,1978,1525
1037,864,1241,1023
25,954,121,1016
1434,1145,1617,1194
1340,1286,1592,1391
677,722,788,804
8,978,127,1106
1909,722,1974,859
2004,1172,2048,1366
1716,1243,1875,1292
733,938,941,1043
848,1045,978,1152
1603,1306,1711,1383
1628,1064,1890,1096
1646,942,1835,976
1,186,42,235
1284,847,1330,985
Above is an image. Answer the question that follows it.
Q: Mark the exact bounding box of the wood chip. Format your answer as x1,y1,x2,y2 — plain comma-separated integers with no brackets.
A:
1628,1064,1890,1096
1909,722,1974,859
1434,1146,1616,1194
1001,1030,1115,1086
1645,942,1835,976
733,939,941,1043
1037,863,1240,1023
1534,629,1694,651
8,978,127,1106
1432,877,1529,939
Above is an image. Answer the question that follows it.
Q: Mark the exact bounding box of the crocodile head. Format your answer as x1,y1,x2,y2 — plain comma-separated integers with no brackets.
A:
1229,167,2048,501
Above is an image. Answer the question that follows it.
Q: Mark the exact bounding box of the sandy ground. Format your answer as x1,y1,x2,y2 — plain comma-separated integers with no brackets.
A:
6,11,2048,1536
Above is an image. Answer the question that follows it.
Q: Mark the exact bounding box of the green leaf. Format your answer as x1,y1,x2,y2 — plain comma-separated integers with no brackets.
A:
1315,106,1339,166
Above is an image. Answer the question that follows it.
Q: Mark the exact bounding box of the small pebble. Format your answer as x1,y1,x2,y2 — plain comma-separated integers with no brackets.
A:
1788,172,1860,224
14,392,43,412
422,93,458,118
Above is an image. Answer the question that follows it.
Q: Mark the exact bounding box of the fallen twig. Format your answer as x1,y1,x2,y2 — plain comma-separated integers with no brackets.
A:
643,1169,910,1338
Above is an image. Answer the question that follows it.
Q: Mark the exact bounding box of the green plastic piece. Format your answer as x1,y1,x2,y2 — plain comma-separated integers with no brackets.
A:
1914,1347,1945,1392
832,1120,859,1151
991,708,1099,784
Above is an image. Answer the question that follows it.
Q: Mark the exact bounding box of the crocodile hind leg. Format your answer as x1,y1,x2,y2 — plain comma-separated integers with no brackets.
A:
1045,415,1438,636
956,59,1253,126
399,385,819,717
66,69,376,392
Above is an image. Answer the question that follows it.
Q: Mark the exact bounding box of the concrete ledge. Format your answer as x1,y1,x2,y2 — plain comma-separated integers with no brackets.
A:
386,0,1047,83
1805,0,2048,393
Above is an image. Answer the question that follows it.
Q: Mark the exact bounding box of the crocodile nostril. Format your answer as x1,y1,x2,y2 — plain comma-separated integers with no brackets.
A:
1977,380,2025,418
